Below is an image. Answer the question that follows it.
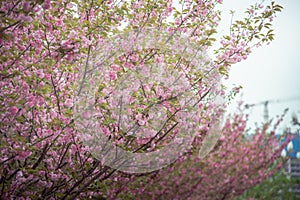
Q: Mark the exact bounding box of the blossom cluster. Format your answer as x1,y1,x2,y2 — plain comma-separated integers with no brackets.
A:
0,0,284,199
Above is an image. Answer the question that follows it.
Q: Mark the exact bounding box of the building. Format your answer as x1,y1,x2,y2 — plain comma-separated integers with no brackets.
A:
280,132,300,195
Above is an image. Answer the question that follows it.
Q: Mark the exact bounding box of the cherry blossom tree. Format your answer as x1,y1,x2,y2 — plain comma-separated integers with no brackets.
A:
100,108,290,199
0,0,287,199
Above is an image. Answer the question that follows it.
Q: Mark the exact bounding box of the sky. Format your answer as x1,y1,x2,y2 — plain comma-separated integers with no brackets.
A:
216,0,300,133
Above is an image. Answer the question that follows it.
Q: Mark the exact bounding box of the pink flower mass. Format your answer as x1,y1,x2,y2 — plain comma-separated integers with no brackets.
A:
0,0,286,199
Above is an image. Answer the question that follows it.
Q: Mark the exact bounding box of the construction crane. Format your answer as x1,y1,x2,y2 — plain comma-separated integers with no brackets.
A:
245,96,300,122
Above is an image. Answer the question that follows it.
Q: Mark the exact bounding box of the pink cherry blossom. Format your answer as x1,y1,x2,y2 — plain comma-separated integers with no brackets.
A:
0,0,285,199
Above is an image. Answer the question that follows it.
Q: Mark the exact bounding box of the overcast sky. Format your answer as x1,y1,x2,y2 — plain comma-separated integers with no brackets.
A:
215,0,300,133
